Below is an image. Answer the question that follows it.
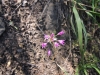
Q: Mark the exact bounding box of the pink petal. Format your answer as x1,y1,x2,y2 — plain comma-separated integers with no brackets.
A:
50,33,55,41
57,30,65,36
47,49,51,56
58,40,65,45
54,42,60,48
44,35,50,40
50,33,54,38
41,43,47,48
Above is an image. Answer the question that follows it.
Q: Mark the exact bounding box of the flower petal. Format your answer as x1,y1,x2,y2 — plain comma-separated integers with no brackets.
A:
54,42,60,48
41,43,47,48
50,33,56,41
57,30,65,36
50,33,54,38
58,40,65,45
47,49,51,56
44,35,50,40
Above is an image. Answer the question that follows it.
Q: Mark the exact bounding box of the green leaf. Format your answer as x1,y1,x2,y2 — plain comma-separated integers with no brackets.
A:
84,69,88,75
92,65,100,74
89,11,100,16
92,0,95,11
81,20,87,51
73,5,83,50
70,15,77,37
78,3,94,18
84,63,100,74
75,66,79,75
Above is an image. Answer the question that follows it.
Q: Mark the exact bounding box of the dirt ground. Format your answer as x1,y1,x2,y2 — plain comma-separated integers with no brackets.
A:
0,0,100,75
0,0,75,75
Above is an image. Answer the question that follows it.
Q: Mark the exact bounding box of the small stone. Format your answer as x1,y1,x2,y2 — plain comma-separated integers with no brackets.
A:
22,0,27,6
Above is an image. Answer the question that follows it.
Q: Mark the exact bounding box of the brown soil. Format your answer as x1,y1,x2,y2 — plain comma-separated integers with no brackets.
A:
0,0,75,75
0,0,100,75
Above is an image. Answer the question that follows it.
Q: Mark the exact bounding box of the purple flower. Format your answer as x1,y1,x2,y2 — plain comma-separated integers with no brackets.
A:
57,30,65,36
50,33,55,41
42,31,65,57
58,40,65,45
41,43,47,48
50,33,54,38
47,49,51,56
44,35,50,40
54,42,60,48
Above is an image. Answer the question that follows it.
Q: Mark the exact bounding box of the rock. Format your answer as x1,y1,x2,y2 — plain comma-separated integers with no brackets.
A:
0,17,5,36
45,2,58,31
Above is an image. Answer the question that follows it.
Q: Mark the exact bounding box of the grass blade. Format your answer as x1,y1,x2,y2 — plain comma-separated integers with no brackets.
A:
81,20,87,50
70,15,77,37
92,65,100,74
75,66,79,75
73,5,83,50
84,69,88,75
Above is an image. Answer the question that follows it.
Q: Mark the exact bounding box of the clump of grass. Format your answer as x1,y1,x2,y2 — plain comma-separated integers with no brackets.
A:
71,0,100,75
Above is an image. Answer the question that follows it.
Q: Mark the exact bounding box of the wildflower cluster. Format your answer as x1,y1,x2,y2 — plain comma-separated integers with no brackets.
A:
41,30,65,56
